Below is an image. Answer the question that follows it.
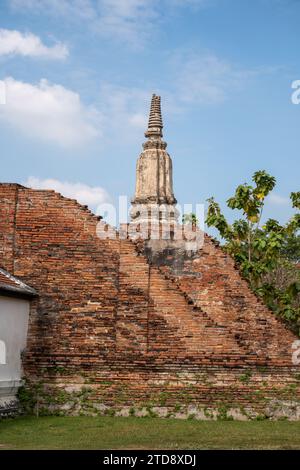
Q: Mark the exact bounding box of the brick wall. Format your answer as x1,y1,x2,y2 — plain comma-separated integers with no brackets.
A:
0,183,299,418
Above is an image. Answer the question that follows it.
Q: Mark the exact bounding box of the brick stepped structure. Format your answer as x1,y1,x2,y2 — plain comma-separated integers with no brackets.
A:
119,239,245,358
0,95,299,419
153,235,294,362
1,182,300,419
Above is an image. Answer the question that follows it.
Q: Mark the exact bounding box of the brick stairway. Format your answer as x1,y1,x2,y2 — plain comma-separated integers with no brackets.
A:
118,238,246,358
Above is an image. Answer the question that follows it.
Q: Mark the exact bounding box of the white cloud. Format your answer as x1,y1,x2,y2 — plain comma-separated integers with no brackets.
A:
0,28,68,59
98,82,184,138
0,76,162,149
99,83,148,134
166,0,208,7
0,81,6,104
170,51,273,104
173,54,246,104
0,77,102,147
97,0,158,45
0,56,273,151
9,0,96,19
8,0,208,45
9,0,157,44
24,177,111,210
267,193,290,206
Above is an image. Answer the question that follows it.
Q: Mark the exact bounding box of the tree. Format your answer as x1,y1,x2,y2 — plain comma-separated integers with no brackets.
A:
206,170,300,334
182,213,198,226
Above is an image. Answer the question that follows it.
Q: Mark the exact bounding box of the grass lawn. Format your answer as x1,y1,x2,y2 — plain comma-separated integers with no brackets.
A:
1,416,300,450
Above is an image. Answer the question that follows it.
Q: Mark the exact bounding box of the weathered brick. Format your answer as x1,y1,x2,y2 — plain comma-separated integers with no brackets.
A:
0,183,299,417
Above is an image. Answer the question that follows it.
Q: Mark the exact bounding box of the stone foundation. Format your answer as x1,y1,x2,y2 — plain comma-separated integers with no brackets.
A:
21,365,300,420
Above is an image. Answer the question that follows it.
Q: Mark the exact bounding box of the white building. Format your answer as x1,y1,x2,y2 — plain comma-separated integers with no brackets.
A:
0,268,36,416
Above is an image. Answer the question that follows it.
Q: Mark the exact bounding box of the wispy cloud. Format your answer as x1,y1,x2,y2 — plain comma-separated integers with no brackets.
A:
8,0,209,46
96,82,184,144
97,52,273,122
98,83,149,138
9,0,96,20
0,28,68,59
0,77,101,147
267,193,290,206
95,0,158,44
24,177,111,210
170,51,272,105
0,77,158,149
9,0,157,45
0,45,277,150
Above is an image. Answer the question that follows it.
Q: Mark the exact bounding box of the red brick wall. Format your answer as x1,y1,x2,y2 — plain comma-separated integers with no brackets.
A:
0,183,299,416
153,234,296,362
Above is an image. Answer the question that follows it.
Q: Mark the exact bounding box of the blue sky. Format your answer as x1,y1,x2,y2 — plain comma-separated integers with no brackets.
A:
0,0,299,231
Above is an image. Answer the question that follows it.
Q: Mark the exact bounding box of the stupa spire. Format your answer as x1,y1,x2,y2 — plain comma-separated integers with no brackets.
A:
131,93,178,226
145,94,163,139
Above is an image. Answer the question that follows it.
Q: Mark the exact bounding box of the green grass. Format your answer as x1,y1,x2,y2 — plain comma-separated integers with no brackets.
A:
1,416,300,450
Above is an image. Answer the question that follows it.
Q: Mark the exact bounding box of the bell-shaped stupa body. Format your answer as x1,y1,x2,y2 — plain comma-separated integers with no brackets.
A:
130,94,178,225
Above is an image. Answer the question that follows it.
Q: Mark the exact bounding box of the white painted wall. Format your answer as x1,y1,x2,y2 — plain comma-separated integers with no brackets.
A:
0,295,30,409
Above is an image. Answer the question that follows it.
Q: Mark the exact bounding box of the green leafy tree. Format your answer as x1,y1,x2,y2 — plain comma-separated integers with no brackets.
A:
182,213,198,226
206,170,300,333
